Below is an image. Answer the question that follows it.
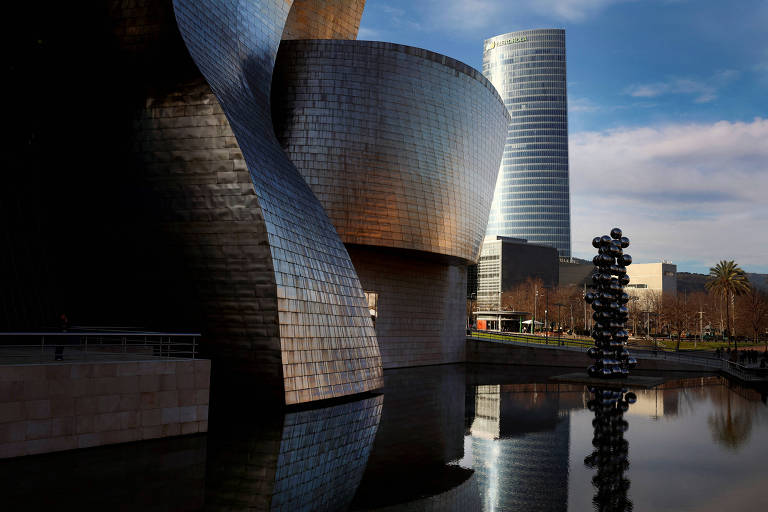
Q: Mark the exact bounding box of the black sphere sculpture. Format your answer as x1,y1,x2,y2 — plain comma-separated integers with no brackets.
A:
586,228,638,379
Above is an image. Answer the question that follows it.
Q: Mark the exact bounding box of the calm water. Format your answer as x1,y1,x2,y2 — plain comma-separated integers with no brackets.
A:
2,364,767,511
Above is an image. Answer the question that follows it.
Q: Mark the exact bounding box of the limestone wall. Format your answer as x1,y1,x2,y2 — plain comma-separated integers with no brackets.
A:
0,359,210,459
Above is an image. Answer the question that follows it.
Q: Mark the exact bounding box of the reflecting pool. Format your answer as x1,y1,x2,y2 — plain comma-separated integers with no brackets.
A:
1,364,766,511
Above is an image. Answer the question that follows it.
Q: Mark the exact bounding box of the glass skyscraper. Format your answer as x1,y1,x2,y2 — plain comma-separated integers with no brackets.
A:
483,29,571,257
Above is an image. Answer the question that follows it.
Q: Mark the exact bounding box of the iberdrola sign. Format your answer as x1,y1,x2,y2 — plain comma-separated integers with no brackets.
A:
485,36,527,52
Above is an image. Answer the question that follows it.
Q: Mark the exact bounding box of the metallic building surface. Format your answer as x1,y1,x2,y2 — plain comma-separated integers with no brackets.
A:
272,40,508,367
172,0,383,404
282,0,366,40
348,246,468,368
134,77,283,382
274,40,510,264
483,29,572,257
272,394,383,510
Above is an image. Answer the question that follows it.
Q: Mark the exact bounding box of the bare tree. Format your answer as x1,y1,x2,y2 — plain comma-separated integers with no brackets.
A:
662,292,688,350
737,288,768,349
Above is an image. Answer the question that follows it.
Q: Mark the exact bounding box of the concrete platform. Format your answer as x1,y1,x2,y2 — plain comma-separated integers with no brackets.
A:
549,373,665,389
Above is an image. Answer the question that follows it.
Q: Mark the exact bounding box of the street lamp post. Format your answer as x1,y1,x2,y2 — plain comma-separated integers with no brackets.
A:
583,283,588,333
533,286,538,334
697,309,704,349
554,302,566,346
544,285,550,345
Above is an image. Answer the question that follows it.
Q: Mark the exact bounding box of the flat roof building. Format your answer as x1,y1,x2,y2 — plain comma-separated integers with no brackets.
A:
476,236,558,310
482,29,571,257
625,262,678,298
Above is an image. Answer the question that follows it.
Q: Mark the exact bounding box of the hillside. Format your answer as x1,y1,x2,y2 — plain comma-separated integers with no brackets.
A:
677,272,768,294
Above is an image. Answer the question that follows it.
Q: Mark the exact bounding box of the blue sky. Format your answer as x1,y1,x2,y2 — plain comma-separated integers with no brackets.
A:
359,0,768,274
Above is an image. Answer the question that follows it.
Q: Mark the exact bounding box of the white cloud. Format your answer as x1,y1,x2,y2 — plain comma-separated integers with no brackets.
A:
523,0,633,22
625,70,739,103
419,0,629,31
569,118,768,272
569,96,601,112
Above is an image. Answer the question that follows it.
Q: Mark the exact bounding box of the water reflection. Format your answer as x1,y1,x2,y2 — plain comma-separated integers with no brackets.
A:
707,385,755,450
206,393,383,511
464,384,572,511
584,387,634,512
0,393,383,511
351,365,480,511
1,367,767,511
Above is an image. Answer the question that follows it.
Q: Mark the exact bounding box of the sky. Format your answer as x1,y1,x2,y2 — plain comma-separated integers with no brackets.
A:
358,0,768,274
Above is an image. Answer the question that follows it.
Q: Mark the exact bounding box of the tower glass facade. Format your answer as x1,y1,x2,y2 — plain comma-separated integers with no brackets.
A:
483,29,571,257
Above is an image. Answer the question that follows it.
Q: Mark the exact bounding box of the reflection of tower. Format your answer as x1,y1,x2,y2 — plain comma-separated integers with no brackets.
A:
468,384,570,511
585,387,635,512
471,385,501,439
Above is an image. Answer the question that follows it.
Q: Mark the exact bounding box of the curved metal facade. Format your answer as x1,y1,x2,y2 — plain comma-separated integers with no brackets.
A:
274,40,510,264
282,0,366,40
171,0,382,404
273,41,508,367
483,29,571,257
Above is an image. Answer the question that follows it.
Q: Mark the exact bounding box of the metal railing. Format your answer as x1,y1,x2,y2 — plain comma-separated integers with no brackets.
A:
468,330,768,382
468,330,593,351
0,331,200,365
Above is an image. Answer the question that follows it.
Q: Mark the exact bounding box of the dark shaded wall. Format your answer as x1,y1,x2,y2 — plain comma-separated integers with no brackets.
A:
349,246,467,368
4,0,384,405
559,260,593,288
2,2,201,331
501,239,559,289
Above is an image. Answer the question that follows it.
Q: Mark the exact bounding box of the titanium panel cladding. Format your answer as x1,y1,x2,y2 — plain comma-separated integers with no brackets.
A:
173,0,382,404
483,29,571,257
274,40,510,263
282,0,366,40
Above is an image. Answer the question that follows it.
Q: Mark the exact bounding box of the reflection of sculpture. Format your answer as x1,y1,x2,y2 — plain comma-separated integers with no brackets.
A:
585,228,638,378
585,387,636,512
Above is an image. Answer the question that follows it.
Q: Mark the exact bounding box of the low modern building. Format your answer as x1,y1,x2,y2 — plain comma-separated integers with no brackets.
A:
476,236,558,310
474,310,530,332
625,262,678,298
558,257,594,288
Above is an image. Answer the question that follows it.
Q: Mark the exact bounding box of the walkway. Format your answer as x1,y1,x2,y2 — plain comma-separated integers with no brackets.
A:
467,331,768,383
0,331,200,365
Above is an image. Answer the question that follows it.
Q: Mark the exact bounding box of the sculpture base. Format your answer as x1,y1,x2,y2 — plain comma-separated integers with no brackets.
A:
549,373,665,389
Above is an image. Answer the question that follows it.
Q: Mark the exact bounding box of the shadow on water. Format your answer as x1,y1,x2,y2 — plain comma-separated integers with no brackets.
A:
1,365,767,511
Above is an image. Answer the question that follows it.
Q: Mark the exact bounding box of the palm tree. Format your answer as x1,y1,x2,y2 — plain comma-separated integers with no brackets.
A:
705,260,751,349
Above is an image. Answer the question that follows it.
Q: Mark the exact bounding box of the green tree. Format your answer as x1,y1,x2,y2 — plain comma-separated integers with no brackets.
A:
705,260,751,349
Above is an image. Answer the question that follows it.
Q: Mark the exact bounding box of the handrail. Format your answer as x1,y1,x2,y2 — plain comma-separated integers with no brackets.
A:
468,330,768,381
0,331,200,364
0,331,201,337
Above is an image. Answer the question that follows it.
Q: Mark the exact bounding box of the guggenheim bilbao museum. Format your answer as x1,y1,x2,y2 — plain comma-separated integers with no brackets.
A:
2,0,509,405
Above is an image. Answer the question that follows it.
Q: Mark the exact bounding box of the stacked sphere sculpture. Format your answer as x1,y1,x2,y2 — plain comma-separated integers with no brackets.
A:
585,228,638,378
585,387,636,512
